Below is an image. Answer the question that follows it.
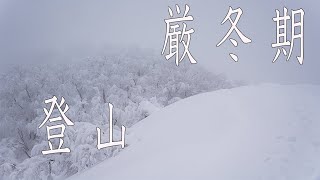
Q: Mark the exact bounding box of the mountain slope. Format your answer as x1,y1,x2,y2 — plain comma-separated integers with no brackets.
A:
68,84,320,180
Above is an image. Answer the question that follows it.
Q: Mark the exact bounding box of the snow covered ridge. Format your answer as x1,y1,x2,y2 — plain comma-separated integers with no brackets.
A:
0,53,234,179
69,84,320,180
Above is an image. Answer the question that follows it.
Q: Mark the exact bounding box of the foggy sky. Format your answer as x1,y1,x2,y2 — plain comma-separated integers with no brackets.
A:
0,0,319,84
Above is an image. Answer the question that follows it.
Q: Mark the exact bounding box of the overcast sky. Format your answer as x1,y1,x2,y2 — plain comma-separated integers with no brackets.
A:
0,0,319,84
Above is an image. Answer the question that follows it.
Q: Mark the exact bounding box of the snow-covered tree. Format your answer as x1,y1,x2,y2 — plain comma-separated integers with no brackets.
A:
0,50,237,179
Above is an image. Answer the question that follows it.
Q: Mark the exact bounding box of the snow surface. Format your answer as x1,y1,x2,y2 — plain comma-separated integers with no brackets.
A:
68,84,320,180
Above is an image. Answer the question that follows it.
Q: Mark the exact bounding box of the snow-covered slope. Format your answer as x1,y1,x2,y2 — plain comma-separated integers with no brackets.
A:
68,84,320,180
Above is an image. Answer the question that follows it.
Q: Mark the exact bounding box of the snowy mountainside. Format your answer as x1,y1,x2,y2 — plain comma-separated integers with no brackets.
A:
69,84,320,180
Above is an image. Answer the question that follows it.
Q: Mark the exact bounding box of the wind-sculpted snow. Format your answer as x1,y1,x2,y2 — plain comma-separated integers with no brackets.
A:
69,84,320,180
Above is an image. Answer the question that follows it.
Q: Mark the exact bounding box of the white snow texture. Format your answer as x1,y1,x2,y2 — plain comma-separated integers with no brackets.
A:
69,84,320,180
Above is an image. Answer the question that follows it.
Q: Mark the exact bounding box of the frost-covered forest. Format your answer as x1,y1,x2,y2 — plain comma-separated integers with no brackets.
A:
0,51,236,179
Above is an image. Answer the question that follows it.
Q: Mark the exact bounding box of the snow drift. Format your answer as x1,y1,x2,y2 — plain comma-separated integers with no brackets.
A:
69,84,320,180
